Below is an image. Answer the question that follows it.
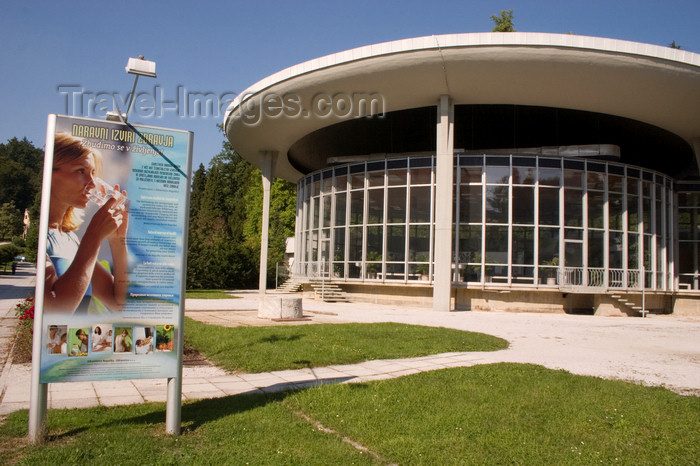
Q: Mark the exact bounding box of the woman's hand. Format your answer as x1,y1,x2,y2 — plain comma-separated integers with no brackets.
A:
93,184,129,311
85,189,127,242
112,184,129,239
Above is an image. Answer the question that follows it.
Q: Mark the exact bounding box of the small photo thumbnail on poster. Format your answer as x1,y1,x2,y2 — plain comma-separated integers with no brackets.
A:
46,325,68,355
134,326,155,355
92,324,113,352
156,324,175,352
114,326,133,353
68,327,90,357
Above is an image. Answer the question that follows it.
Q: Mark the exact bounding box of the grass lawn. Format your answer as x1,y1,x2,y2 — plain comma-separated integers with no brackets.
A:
184,318,509,373
185,289,238,299
287,363,700,464
1,364,697,464
0,393,376,465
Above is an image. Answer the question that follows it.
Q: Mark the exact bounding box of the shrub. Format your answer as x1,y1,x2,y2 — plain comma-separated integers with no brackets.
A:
0,243,21,270
12,296,34,363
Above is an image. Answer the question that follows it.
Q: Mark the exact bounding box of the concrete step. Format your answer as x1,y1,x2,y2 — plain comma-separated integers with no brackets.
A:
308,280,350,302
610,294,649,316
276,277,304,293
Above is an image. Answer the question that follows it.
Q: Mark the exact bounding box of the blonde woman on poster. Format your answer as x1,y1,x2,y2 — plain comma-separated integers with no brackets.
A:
44,133,129,315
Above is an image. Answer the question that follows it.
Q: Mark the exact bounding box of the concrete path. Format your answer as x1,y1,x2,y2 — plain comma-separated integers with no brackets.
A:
1,281,699,416
0,261,36,413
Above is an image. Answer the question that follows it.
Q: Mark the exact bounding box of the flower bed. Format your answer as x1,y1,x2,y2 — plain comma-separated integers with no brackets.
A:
11,296,34,364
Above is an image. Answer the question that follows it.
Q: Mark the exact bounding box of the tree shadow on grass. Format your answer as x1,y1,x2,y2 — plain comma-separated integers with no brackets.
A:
178,375,354,431
42,375,356,440
180,391,288,431
40,392,285,441
258,334,301,344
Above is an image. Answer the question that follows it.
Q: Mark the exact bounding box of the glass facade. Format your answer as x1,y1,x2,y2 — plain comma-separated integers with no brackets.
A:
297,154,675,291
677,187,700,290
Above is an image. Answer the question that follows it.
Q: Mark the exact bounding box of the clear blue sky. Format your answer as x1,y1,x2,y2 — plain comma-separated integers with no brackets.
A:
1,0,698,170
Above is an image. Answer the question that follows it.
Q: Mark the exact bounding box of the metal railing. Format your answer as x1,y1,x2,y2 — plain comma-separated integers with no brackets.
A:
559,267,645,291
297,260,331,279
295,261,667,292
608,268,642,289
275,262,290,289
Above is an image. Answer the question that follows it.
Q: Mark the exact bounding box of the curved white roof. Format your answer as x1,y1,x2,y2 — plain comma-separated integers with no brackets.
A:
224,32,700,181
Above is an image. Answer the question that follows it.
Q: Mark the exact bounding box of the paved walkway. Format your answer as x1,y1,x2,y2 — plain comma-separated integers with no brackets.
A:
1,272,699,416
0,262,36,414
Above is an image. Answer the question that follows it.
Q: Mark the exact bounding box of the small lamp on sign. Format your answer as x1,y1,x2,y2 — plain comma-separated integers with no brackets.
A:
106,56,157,123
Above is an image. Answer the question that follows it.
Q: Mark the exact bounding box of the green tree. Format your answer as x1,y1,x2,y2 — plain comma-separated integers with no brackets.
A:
189,163,207,220
23,192,41,263
490,9,516,32
242,174,297,285
0,202,23,240
0,243,22,269
0,137,44,213
186,135,259,289
186,127,297,290
0,137,43,262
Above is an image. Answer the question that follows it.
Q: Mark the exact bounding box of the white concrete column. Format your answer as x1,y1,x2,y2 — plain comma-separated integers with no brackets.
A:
691,138,700,175
433,95,454,311
259,151,278,295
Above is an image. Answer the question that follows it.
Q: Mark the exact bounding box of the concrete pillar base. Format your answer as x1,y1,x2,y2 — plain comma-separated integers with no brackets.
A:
258,296,303,320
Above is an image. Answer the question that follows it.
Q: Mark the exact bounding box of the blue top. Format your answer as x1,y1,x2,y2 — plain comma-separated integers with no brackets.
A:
47,229,92,314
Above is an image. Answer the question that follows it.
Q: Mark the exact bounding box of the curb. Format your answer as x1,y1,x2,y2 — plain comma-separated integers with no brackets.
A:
0,300,22,409
0,329,18,405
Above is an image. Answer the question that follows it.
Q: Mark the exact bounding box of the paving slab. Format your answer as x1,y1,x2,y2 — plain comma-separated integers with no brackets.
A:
210,381,258,393
260,384,295,393
205,375,247,383
182,390,228,400
269,368,316,381
50,387,97,401
49,398,99,410
2,384,31,403
49,381,95,392
94,385,141,398
388,368,423,378
352,373,398,383
304,367,351,378
131,379,167,389
0,402,28,415
140,392,168,403
237,373,288,386
181,382,223,393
